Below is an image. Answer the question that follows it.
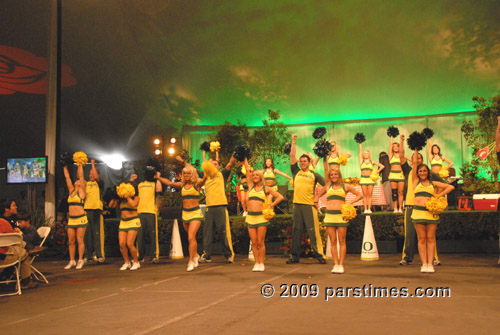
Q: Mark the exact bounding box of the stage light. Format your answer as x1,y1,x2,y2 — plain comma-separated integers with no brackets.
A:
154,149,162,156
168,147,175,155
170,137,177,144
102,153,126,170
153,138,161,145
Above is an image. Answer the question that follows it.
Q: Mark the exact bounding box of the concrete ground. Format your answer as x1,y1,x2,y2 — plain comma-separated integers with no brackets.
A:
1,253,500,335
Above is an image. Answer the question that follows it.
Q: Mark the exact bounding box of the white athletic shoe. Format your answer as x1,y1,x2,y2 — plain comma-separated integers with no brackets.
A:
193,255,199,268
130,262,141,271
187,262,195,272
64,260,76,270
420,264,428,273
427,264,435,273
367,209,372,214
394,208,398,213
120,262,131,271
252,263,260,272
75,260,85,270
363,210,368,214
331,265,339,273
338,265,344,274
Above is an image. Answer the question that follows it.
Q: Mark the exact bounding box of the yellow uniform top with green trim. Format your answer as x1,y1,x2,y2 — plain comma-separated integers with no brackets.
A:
328,155,340,168
205,169,231,207
360,161,374,174
137,181,157,214
263,169,276,184
430,156,443,168
68,191,84,207
326,184,346,202
291,163,325,205
390,155,402,171
414,181,436,200
181,183,201,201
84,180,103,210
248,186,266,203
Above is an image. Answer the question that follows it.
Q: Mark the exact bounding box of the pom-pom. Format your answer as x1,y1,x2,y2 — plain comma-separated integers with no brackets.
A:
425,197,448,215
59,152,73,166
116,182,135,198
370,173,380,182
200,141,210,152
234,145,252,162
73,151,88,167
387,126,400,138
210,141,221,152
439,168,449,178
338,155,349,166
354,133,366,144
341,203,357,221
407,131,427,151
201,160,218,178
313,127,327,139
262,199,275,220
289,179,294,187
283,143,291,155
422,128,434,139
313,139,333,158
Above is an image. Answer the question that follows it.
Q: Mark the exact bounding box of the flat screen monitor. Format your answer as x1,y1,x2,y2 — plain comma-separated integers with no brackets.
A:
6,157,47,184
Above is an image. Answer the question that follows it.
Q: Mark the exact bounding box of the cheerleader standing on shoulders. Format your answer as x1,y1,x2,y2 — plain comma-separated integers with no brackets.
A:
388,136,406,213
358,143,385,213
427,138,454,175
245,158,284,271
411,149,454,273
315,159,363,274
263,157,292,202
109,182,141,271
327,141,351,170
157,166,207,271
63,164,87,270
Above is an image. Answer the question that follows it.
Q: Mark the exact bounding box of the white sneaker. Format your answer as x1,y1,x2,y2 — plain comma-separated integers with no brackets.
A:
242,212,248,217
130,262,141,271
259,264,265,272
363,209,368,214
193,255,199,268
331,265,339,273
420,264,428,273
427,264,435,273
338,265,344,274
394,208,398,213
367,209,372,214
433,259,441,266
187,262,195,272
252,263,259,272
64,260,76,269
120,262,131,271
75,260,85,270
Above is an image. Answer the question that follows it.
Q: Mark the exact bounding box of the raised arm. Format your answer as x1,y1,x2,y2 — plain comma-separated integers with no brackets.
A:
90,159,100,182
427,138,433,163
244,158,254,189
225,154,236,171
323,157,330,183
290,134,298,165
358,143,363,165
77,165,86,199
399,134,407,165
388,136,394,158
411,148,419,188
63,166,74,193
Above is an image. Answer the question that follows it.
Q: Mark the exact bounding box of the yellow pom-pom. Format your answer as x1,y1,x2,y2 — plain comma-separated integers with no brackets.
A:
210,141,221,152
241,165,246,175
425,197,448,215
289,179,294,188
73,151,88,167
344,177,351,183
341,203,357,221
338,155,348,166
201,160,218,178
116,183,135,198
370,173,380,182
262,208,275,220
439,168,449,178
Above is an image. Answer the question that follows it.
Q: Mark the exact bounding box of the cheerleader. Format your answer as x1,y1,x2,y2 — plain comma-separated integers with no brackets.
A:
315,159,363,274
109,182,141,271
236,163,250,216
263,157,292,202
388,136,406,213
245,158,283,271
358,143,385,213
427,138,454,175
63,164,87,270
411,149,454,273
157,166,206,271
327,141,351,170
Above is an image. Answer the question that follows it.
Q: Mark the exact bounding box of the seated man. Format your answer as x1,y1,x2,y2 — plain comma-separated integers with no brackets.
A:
0,218,37,289
17,211,42,251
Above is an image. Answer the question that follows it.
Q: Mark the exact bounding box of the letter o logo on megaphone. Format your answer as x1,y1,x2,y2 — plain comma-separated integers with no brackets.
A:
363,242,373,251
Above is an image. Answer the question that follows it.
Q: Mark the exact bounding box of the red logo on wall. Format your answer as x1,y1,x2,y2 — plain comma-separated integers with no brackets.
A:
0,45,76,95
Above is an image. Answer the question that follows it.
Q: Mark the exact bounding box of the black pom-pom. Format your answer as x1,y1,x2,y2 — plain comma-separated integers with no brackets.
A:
407,131,427,151
422,128,434,139
234,145,252,162
354,133,366,144
387,126,400,138
313,127,327,139
283,143,291,155
313,139,333,158
59,152,73,166
200,141,210,152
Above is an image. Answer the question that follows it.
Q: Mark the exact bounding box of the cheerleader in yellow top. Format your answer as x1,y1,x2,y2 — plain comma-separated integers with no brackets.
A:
388,136,410,213
245,158,284,272
411,149,454,273
358,143,385,213
427,138,454,175
314,158,363,274
263,157,292,202
63,164,87,270
109,181,141,271
158,166,207,271
327,141,351,170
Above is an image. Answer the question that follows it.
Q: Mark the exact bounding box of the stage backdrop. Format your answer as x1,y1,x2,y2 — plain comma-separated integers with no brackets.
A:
182,112,476,184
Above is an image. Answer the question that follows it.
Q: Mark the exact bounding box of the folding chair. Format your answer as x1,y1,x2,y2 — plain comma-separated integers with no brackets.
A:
0,233,24,296
31,226,51,284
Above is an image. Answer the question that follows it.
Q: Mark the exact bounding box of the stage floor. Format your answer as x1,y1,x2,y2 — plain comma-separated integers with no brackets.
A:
2,254,500,334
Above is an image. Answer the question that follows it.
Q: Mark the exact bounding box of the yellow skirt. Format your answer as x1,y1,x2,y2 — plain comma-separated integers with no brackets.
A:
119,216,141,231
411,205,439,224
182,206,204,223
359,176,375,185
389,170,404,182
245,211,269,227
68,214,88,228
324,210,348,227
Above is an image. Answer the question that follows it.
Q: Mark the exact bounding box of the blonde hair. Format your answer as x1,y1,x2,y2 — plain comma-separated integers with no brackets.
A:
182,166,198,184
329,167,344,185
252,169,264,184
